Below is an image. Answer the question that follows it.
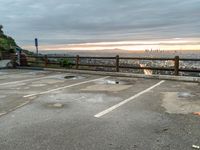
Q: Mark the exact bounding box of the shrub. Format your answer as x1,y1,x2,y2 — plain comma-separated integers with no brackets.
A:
60,58,72,68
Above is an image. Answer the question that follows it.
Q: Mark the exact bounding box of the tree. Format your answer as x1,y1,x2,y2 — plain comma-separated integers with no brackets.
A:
0,25,18,52
0,25,3,34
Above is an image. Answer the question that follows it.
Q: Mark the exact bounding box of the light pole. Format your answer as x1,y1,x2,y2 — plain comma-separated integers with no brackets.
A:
35,38,39,55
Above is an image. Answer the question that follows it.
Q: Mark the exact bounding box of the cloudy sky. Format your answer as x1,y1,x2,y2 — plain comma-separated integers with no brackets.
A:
0,0,200,50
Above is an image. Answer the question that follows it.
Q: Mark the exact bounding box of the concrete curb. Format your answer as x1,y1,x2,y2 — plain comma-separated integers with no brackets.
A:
43,68,200,83
17,66,44,70
15,67,200,83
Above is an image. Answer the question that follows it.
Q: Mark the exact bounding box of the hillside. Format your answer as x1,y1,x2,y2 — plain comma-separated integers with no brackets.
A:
0,25,18,53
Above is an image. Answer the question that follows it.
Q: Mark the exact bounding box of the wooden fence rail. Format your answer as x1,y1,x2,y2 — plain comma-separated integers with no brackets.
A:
22,55,200,76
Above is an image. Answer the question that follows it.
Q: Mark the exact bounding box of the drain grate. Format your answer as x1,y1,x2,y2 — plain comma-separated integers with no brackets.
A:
64,75,85,80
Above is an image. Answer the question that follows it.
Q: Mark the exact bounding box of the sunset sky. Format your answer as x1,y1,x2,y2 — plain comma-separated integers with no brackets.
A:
1,0,200,51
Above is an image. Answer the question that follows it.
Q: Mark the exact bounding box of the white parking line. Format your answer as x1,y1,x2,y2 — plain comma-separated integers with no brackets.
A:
0,112,7,117
0,71,31,76
0,101,31,118
0,74,64,86
24,76,109,98
94,80,165,118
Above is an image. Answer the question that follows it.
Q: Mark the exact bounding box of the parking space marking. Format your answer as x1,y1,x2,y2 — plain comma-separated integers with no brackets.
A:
0,74,64,86
0,71,34,76
0,112,7,117
24,76,109,98
0,101,31,118
94,80,165,118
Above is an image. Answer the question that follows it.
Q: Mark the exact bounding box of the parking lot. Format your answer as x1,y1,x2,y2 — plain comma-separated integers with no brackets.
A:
0,69,200,150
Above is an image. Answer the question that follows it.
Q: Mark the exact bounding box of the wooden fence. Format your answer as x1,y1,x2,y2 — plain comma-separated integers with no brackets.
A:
22,55,200,76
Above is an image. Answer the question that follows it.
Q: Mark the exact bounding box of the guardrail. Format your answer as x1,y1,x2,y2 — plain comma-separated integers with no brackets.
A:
21,55,200,76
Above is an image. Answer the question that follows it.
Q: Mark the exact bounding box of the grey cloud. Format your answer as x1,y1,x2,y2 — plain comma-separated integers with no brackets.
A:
0,0,200,46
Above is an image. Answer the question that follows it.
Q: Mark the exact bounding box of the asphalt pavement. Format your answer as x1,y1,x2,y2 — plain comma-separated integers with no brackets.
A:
0,69,199,150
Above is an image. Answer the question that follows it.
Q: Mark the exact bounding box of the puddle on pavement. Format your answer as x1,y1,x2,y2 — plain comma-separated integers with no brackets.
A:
31,84,46,87
46,103,64,109
95,78,133,85
23,71,46,75
0,95,6,98
0,72,7,75
177,92,195,98
33,78,64,84
64,75,85,80
52,74,86,80
82,78,134,92
161,92,200,114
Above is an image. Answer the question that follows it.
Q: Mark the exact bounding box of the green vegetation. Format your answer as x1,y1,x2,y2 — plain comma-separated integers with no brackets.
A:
0,25,18,53
0,25,35,56
60,58,73,68
21,49,34,55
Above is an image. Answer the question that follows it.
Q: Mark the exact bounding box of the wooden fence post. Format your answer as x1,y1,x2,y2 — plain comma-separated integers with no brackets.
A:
76,55,80,69
13,55,17,68
44,55,48,67
116,55,119,72
174,56,179,76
